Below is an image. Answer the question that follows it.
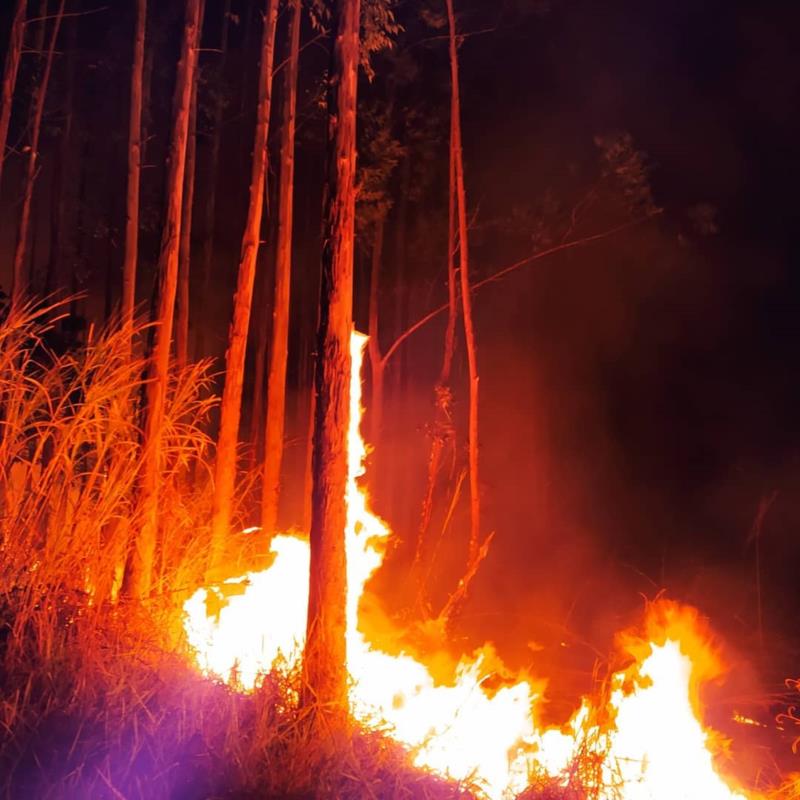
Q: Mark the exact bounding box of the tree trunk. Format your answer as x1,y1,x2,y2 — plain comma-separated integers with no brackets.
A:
208,0,279,573
367,213,385,442
446,0,481,562
122,0,146,342
176,0,204,369
261,0,302,537
0,0,26,196
10,0,65,309
45,14,77,296
195,0,231,361
303,0,360,720
249,182,274,462
414,109,459,572
123,0,202,600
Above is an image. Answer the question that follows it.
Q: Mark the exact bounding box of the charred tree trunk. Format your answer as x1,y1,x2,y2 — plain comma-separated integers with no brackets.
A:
367,214,386,443
122,0,146,342
208,0,279,573
261,0,302,537
303,0,360,720
10,0,65,309
195,0,231,360
122,0,201,600
0,0,26,196
176,0,204,369
446,0,481,562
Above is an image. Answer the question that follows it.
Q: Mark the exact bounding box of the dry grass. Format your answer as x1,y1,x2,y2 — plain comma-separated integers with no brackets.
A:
1,305,786,799
0,305,477,799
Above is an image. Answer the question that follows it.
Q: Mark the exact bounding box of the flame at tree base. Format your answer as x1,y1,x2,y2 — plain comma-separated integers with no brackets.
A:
184,332,757,800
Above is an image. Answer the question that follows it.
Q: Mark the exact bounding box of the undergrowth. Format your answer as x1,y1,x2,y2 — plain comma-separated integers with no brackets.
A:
0,306,474,799
0,305,787,799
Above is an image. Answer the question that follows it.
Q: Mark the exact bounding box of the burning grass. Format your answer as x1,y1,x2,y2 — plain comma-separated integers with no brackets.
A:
0,306,470,799
0,307,795,799
0,603,476,799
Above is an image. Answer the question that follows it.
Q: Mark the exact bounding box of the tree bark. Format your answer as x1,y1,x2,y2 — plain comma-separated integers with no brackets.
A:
249,179,274,461
367,213,386,442
195,0,231,361
122,0,201,600
0,0,26,197
414,109,459,572
261,0,302,537
208,0,279,573
122,0,146,343
446,0,481,562
176,0,205,369
10,0,65,309
45,14,77,296
303,0,360,720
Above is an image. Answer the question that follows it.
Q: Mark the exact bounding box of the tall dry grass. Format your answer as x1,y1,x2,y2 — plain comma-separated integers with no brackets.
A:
0,305,473,799
4,304,767,800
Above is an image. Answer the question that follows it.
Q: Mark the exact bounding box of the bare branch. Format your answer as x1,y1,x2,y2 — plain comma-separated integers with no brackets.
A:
381,211,662,367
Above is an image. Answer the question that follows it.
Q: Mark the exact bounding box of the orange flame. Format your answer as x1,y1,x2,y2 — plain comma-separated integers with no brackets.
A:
184,331,757,799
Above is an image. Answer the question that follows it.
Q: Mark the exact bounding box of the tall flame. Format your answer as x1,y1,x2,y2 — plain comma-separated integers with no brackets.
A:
184,331,757,800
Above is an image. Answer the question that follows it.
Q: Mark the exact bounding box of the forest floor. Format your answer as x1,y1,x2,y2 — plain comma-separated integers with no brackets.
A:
1,598,796,800
0,599,481,800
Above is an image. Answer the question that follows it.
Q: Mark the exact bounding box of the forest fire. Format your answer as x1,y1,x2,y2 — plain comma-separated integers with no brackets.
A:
184,332,756,800
3,0,800,796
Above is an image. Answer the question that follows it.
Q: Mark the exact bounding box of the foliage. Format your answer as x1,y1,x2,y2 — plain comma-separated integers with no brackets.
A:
594,132,658,216
307,0,402,80
356,99,405,231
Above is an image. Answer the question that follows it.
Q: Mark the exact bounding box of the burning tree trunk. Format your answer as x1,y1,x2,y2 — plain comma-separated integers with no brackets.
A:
176,1,205,369
303,0,360,718
208,0,279,573
261,0,302,537
0,0,26,195
122,0,201,600
122,0,146,343
446,0,481,562
195,0,231,361
10,0,65,309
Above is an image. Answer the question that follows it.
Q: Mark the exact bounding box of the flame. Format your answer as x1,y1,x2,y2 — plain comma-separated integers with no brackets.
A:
184,331,758,800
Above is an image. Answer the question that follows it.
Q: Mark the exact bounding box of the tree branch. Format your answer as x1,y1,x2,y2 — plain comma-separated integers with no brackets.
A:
381,211,661,367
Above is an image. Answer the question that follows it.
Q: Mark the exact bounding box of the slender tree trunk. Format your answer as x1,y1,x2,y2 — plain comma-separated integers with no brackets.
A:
261,0,301,537
0,0,26,197
367,214,385,442
208,0,279,573
249,180,274,461
122,0,146,341
176,1,205,369
123,0,201,600
414,114,459,572
195,0,231,360
446,0,481,562
46,14,77,296
386,153,410,526
303,0,360,720
302,369,316,532
104,180,118,321
10,0,65,309
392,152,411,391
